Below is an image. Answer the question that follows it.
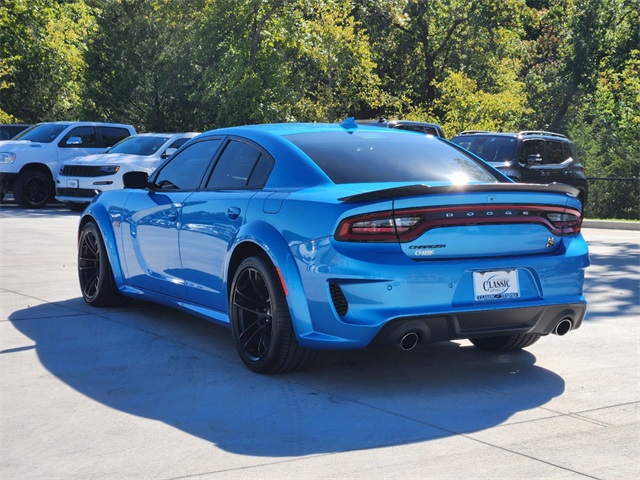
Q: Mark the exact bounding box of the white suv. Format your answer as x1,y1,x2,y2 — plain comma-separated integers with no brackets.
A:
0,122,135,208
56,132,199,210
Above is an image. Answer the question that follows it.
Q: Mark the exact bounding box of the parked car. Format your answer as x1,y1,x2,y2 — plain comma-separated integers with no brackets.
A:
56,132,199,210
450,130,588,206
78,120,589,374
0,122,135,208
0,124,33,141
359,119,445,138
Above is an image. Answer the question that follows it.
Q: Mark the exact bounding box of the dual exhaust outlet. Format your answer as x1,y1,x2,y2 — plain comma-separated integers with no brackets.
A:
396,317,574,352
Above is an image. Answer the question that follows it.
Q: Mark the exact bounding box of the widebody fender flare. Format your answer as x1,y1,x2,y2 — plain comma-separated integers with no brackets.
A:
79,198,128,288
226,220,316,339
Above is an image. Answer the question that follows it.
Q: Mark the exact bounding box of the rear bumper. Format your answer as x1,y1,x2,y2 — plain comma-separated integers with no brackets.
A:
369,302,586,348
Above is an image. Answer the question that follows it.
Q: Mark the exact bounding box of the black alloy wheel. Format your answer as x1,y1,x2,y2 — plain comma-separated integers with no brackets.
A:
78,221,125,307
13,170,53,209
230,256,316,374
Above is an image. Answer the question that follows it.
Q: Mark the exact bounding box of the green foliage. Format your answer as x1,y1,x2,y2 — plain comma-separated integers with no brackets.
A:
569,51,640,219
81,0,205,131
0,0,96,122
0,0,638,218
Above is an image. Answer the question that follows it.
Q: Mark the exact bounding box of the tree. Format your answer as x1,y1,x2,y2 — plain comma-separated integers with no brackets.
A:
355,0,529,120
82,0,205,131
0,0,96,122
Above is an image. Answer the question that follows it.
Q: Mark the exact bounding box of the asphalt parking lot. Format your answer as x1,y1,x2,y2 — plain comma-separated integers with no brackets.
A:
1,203,638,480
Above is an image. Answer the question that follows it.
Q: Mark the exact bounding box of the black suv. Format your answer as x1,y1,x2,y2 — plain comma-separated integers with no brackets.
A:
450,130,588,206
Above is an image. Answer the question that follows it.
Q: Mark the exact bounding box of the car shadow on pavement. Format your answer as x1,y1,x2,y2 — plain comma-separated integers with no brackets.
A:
8,298,565,457
583,239,639,321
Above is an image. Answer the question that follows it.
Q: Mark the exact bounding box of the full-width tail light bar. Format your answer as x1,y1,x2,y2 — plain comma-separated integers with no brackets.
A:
336,205,582,242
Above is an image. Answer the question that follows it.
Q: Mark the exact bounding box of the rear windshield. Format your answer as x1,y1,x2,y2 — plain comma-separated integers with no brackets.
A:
108,135,170,156
285,130,500,184
450,135,517,163
14,124,69,143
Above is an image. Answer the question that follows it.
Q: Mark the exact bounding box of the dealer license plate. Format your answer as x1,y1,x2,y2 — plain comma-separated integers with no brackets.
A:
473,270,520,301
67,179,79,188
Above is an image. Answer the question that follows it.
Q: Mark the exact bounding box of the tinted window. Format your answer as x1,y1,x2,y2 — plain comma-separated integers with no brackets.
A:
287,131,500,184
0,125,30,140
15,124,68,143
206,140,272,189
548,141,565,164
520,140,545,163
60,126,97,148
101,127,131,147
169,137,192,149
153,139,221,190
109,136,170,156
451,135,516,163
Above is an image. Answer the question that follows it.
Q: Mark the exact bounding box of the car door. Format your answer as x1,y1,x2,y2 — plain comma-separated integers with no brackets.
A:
546,140,572,185
519,139,549,184
180,138,274,312
121,138,222,298
57,126,104,163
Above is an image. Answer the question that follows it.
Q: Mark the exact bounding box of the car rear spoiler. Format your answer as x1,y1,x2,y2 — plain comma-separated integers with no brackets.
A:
338,183,580,203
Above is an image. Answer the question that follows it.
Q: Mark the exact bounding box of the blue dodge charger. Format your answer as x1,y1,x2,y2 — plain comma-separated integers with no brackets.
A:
78,121,589,373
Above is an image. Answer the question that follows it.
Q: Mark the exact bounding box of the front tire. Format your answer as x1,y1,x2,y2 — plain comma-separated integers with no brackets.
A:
230,256,316,374
470,333,541,351
78,221,126,307
13,169,53,208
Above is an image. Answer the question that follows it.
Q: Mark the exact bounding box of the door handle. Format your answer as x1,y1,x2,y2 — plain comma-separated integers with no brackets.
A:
166,209,178,222
227,207,241,220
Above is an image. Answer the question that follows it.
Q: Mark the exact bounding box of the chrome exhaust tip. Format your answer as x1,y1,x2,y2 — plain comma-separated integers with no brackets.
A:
554,318,573,336
399,331,420,351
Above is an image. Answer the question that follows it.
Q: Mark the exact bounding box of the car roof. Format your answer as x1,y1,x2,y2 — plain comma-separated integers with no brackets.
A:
33,121,135,128
130,132,199,138
454,130,569,140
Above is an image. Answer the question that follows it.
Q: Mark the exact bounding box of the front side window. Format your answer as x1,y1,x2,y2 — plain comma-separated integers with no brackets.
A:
206,140,273,189
60,126,97,148
287,131,500,184
14,124,68,143
152,139,222,190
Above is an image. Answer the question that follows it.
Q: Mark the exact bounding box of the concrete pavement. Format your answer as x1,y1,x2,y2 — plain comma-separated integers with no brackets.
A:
1,204,638,479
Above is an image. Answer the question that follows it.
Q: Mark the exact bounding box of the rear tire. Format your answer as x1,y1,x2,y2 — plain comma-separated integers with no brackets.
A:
78,221,127,307
13,169,53,209
470,333,540,351
230,256,316,374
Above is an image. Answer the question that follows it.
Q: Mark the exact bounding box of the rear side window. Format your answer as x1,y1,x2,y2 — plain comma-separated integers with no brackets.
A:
206,140,273,189
60,126,97,148
520,140,545,164
100,127,131,147
548,141,564,164
153,139,222,190
287,131,500,184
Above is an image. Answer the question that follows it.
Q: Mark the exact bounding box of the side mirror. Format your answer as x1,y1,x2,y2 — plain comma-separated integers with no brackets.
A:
526,153,543,165
65,136,83,146
161,147,178,158
123,171,149,189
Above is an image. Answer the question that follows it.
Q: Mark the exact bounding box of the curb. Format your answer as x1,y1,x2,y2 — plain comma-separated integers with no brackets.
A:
583,219,640,231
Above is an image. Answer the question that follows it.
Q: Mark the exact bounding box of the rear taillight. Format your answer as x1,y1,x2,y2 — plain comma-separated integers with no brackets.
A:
544,211,582,235
336,205,582,242
336,212,424,242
